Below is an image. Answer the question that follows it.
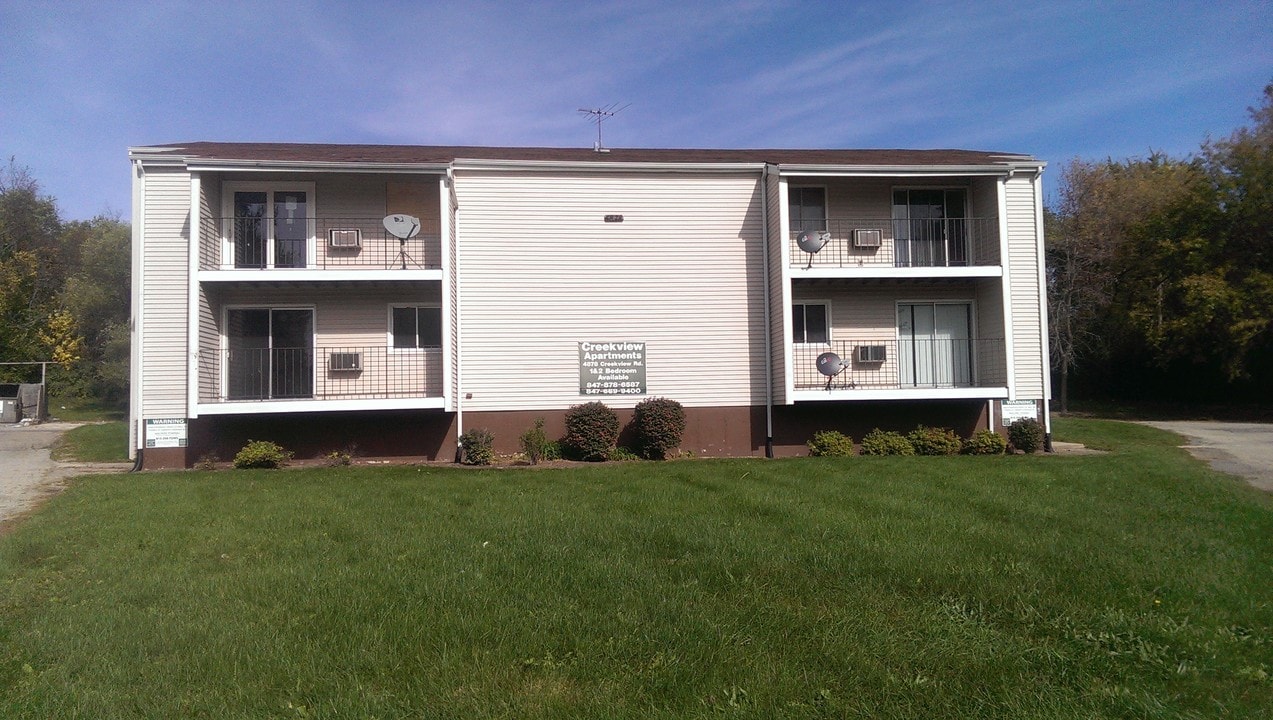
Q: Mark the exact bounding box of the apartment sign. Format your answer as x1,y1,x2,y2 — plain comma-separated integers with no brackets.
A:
579,341,646,396
145,418,188,448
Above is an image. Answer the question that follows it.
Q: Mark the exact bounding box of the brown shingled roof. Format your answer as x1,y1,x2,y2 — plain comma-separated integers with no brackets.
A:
137,142,1037,167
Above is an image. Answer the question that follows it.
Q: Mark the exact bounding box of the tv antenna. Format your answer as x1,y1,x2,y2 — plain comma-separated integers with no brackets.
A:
382,214,421,269
578,103,629,152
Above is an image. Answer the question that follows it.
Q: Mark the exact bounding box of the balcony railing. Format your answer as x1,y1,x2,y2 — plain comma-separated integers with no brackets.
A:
201,346,443,403
789,217,999,269
792,338,1006,391
198,217,442,271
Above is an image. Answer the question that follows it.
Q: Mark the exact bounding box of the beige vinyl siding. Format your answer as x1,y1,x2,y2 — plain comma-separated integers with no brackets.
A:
1004,176,1044,398
974,277,1008,384
197,285,218,401
199,286,444,401
766,171,787,405
454,170,766,411
969,177,1000,264
140,166,191,418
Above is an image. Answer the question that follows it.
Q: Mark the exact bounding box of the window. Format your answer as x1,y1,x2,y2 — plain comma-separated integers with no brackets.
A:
788,187,827,234
224,183,314,269
891,188,968,267
391,306,442,349
792,303,829,344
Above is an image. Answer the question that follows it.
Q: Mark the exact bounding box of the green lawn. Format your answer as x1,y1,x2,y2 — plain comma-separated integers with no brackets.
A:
1,418,1270,718
49,421,128,463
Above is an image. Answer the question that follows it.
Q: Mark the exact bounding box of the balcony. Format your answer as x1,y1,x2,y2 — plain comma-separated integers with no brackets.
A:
788,217,999,270
197,346,444,414
198,216,442,273
791,338,1007,400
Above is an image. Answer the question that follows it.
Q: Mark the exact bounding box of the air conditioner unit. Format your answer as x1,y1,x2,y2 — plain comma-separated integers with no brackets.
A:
853,229,882,248
329,352,362,372
328,229,362,248
856,345,886,363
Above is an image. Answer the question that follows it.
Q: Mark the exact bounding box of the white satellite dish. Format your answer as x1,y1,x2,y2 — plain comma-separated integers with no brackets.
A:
382,214,421,240
797,230,831,269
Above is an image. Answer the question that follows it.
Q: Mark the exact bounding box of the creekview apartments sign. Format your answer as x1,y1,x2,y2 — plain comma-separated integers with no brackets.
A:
579,341,646,396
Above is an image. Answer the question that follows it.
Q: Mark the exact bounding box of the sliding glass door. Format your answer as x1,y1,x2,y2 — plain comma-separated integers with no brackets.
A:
232,190,309,269
892,189,968,267
225,308,313,400
897,303,972,387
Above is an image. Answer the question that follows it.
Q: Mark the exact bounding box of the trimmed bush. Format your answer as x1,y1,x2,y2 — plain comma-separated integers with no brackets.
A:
232,440,292,469
963,429,1008,455
564,401,620,461
808,430,855,457
519,417,551,465
860,429,915,456
459,428,495,466
632,397,687,460
608,446,641,461
907,426,963,456
1008,418,1044,454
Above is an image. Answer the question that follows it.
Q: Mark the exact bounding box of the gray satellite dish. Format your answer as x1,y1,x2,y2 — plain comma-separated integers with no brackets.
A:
797,230,831,269
383,214,421,239
816,351,849,390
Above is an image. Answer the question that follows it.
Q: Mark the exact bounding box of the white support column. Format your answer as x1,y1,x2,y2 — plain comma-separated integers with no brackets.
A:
187,173,201,419
997,176,1016,400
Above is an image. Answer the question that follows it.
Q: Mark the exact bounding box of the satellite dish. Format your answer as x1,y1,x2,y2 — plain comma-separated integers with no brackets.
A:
816,352,845,377
382,214,421,240
797,230,829,254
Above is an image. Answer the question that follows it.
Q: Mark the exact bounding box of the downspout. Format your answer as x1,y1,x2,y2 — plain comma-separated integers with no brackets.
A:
450,165,465,463
760,164,776,457
1032,167,1054,451
129,158,145,470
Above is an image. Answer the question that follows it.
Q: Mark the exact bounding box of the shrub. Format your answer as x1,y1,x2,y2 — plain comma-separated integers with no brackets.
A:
1008,418,1044,454
632,397,687,460
608,446,641,461
963,429,1007,455
860,429,915,456
543,440,563,461
232,440,292,469
323,450,352,467
564,401,620,461
807,430,855,457
459,428,495,466
194,453,219,471
519,417,552,465
907,426,962,456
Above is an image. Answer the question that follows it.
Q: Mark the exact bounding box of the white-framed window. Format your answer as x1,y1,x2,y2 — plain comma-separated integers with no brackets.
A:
389,305,442,350
788,186,827,234
221,182,316,269
792,302,830,344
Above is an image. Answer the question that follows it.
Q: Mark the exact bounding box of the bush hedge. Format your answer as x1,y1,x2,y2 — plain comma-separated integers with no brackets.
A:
860,429,916,456
519,417,551,465
232,440,292,469
459,428,495,466
808,430,855,457
1008,418,1044,454
907,426,963,456
632,397,686,460
963,429,1008,455
564,401,620,461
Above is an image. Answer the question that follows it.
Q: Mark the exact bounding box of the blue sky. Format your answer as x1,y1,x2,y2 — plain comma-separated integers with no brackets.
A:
2,0,1270,220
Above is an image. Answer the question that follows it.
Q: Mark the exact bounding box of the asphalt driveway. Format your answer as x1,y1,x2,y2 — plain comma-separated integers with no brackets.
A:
1143,421,1273,492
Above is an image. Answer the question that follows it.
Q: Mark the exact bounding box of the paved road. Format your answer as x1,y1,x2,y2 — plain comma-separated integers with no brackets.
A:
0,422,130,530
1143,421,1273,492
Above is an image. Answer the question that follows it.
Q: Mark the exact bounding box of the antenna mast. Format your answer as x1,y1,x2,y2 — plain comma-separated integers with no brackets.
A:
578,103,630,152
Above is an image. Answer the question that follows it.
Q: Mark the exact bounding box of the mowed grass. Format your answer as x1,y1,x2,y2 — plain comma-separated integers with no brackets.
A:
50,421,129,463
1,419,1270,718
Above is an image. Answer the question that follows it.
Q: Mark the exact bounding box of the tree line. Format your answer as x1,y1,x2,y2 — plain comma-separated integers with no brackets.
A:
1047,82,1273,411
0,160,130,404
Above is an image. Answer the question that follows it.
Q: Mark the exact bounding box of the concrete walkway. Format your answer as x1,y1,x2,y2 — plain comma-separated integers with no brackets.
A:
0,422,131,531
1142,421,1273,492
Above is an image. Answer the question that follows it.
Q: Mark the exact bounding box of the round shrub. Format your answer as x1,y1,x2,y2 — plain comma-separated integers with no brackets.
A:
963,429,1007,455
808,430,855,457
459,428,495,466
1008,418,1044,454
907,426,963,456
564,401,620,461
860,428,915,456
233,440,292,469
632,397,686,460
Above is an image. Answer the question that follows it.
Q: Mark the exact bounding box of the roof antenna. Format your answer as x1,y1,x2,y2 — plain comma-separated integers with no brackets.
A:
578,103,630,152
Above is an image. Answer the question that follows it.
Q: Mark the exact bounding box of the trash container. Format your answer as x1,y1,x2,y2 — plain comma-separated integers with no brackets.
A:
0,386,19,423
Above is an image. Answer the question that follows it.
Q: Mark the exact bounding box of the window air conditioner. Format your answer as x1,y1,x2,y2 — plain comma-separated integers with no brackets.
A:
329,352,362,372
328,229,362,248
853,229,882,248
856,345,886,363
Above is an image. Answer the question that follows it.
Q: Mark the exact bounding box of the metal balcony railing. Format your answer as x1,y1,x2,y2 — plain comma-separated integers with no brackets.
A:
788,217,1000,269
202,346,442,403
792,338,1007,391
198,217,442,270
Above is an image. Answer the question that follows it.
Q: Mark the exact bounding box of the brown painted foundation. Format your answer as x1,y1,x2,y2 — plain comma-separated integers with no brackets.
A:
146,399,992,469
